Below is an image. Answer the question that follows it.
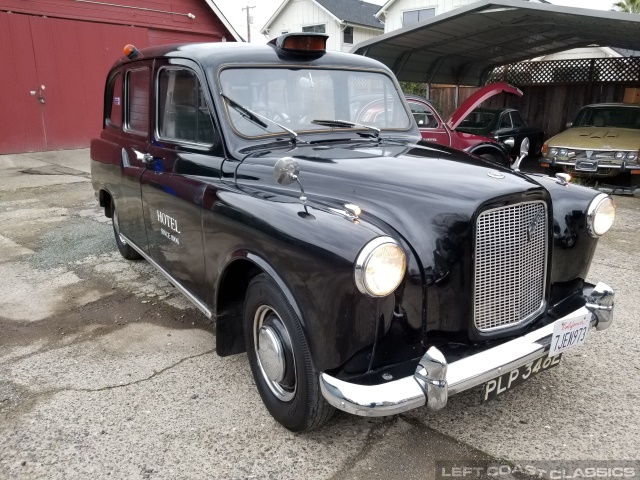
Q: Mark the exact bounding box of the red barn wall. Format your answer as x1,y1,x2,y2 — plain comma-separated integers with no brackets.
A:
0,0,236,154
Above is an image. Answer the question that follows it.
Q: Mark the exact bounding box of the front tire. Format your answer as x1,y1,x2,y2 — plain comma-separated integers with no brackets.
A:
243,274,334,432
112,204,142,261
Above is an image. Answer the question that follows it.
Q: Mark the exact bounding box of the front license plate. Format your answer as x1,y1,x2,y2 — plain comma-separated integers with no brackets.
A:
549,313,591,356
575,160,598,172
482,355,562,402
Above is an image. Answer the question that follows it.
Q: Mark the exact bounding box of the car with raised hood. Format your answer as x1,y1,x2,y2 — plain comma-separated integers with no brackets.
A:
541,103,640,187
405,82,528,165
91,34,616,432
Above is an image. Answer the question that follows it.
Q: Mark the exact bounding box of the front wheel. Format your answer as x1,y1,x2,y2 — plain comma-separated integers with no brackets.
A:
112,204,142,260
243,274,334,431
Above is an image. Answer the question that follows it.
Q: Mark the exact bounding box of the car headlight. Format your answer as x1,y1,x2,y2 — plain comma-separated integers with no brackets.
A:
615,152,626,160
586,194,615,238
559,149,568,157
354,237,406,297
626,152,637,161
549,148,559,156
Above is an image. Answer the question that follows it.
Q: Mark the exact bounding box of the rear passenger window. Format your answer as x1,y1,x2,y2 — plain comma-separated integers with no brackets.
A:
126,68,150,135
107,73,122,128
157,68,214,145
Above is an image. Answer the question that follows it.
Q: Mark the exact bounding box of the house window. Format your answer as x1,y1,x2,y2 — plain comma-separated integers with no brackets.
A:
402,8,435,26
343,26,353,44
302,24,325,33
125,68,150,135
157,68,214,145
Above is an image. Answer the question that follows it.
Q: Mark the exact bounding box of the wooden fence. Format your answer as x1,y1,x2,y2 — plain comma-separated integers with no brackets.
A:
427,57,640,139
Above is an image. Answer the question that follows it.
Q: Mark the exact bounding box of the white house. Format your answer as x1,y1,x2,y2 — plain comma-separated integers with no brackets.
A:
375,0,549,33
261,0,384,53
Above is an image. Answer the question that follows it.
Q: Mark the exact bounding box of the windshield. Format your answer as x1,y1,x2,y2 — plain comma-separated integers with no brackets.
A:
218,67,411,138
573,106,640,130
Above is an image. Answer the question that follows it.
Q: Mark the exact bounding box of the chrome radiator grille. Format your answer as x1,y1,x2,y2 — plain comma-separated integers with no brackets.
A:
474,201,547,332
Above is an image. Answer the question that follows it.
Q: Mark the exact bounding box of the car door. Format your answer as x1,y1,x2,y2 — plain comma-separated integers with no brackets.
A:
140,59,223,302
406,99,451,146
117,61,154,250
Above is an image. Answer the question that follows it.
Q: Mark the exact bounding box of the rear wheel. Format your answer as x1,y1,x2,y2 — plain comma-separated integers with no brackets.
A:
243,274,334,431
112,205,142,260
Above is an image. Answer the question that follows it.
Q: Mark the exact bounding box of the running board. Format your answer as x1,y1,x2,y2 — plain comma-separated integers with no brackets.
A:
121,234,213,319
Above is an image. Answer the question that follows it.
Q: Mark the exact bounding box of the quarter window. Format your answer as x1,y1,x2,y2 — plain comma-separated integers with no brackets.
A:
157,68,214,145
510,111,526,128
343,26,354,44
107,73,123,128
499,113,512,129
402,8,435,26
302,24,326,33
126,68,150,135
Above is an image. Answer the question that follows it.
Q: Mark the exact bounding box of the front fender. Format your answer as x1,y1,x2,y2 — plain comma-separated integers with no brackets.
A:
203,185,392,372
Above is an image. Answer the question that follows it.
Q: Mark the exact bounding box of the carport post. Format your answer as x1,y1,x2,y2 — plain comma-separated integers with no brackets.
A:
454,84,460,108
426,83,431,100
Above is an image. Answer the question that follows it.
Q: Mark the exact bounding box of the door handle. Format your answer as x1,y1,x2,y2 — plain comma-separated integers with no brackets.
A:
132,149,154,164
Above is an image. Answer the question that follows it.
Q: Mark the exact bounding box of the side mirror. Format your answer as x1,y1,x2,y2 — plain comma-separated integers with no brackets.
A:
273,157,300,185
503,137,515,148
566,122,573,128
511,137,530,172
520,137,530,157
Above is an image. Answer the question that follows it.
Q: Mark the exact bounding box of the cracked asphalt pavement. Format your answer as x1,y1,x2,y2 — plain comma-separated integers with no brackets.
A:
1,150,638,479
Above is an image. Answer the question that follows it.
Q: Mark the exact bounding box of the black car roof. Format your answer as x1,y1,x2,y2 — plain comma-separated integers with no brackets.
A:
112,42,391,72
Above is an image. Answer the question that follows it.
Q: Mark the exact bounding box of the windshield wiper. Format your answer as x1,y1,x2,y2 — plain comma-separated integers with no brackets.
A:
220,93,302,145
311,119,380,139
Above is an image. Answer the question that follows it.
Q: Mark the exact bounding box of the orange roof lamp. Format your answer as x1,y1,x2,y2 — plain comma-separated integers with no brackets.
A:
123,44,142,60
269,33,328,58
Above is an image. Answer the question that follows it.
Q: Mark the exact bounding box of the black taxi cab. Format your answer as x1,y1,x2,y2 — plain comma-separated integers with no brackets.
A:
91,34,616,432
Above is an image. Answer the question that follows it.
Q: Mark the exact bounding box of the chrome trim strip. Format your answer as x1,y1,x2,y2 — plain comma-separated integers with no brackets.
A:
320,282,614,417
121,234,213,318
541,160,640,170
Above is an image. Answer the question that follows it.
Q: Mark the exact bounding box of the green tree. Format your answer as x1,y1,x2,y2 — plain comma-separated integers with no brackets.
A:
612,0,640,13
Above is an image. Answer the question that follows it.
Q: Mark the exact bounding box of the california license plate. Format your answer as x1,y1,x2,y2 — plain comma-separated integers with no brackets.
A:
482,354,562,402
549,312,591,356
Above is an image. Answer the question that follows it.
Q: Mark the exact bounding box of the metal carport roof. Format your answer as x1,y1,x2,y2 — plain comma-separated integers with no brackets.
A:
351,0,640,86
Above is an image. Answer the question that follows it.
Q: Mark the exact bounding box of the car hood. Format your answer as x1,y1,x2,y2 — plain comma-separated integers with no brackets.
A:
237,142,545,271
548,127,640,150
446,82,523,130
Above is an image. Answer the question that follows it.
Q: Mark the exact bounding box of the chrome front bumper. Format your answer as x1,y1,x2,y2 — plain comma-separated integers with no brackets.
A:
320,282,614,417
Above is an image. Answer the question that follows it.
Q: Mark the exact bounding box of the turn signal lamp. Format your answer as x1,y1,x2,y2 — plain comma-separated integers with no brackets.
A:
124,44,141,60
541,143,548,155
269,33,328,56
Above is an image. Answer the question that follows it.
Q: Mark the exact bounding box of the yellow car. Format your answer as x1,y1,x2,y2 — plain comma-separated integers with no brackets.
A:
541,103,640,184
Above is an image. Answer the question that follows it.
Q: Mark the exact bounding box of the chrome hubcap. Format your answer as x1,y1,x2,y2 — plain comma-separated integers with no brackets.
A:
257,326,285,383
253,305,296,402
113,209,127,245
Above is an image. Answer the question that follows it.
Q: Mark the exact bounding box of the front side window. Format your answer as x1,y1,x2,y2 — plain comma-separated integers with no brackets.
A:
126,68,150,135
107,73,123,128
218,67,411,138
408,101,438,128
157,68,214,145
343,26,354,44
402,8,435,26
302,24,326,33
